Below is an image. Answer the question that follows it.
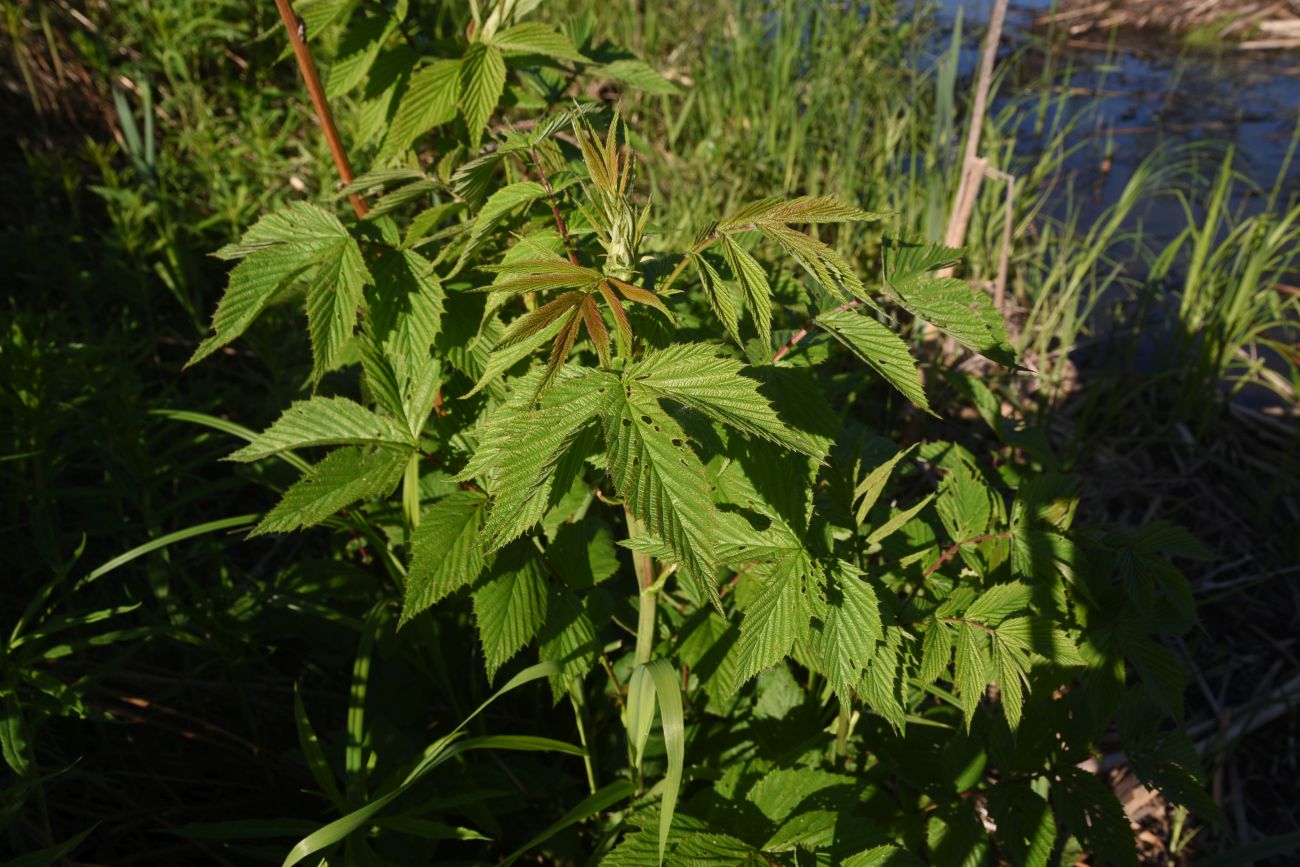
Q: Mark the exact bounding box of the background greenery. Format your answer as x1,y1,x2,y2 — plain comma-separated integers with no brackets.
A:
2,0,1298,863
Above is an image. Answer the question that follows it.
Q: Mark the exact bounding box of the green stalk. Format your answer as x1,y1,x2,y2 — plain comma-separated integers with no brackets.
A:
569,682,598,795
403,451,421,533
835,702,850,761
625,506,657,666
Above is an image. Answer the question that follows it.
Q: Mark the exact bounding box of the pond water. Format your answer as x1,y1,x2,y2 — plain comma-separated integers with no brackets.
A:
934,0,1300,227
931,1,1299,409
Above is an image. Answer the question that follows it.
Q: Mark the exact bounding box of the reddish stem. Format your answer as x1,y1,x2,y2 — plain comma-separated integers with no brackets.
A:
923,531,1012,579
273,0,368,219
771,299,860,362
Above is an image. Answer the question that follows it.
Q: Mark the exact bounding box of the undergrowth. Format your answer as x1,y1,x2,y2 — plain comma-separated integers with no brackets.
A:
3,0,1298,865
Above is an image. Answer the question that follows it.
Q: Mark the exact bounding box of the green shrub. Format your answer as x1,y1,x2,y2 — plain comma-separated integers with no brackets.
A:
188,2,1217,863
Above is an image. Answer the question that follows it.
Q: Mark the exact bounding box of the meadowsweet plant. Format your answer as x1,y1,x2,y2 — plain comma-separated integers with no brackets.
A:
189,2,1216,863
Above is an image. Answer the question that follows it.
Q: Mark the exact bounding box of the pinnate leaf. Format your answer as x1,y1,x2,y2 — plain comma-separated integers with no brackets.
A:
817,307,930,412
404,491,488,621
459,43,506,148
254,446,408,535
381,59,460,159
489,23,586,62
472,543,549,679
628,343,827,459
192,203,368,367
230,397,413,462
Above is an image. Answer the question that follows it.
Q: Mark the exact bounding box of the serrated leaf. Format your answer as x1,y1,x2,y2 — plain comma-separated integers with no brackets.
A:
456,181,547,272
963,582,1032,627
476,371,615,548
472,543,549,679
919,619,952,686
859,630,906,732
991,634,1028,729
368,248,445,390
380,58,460,158
865,493,935,546
1124,631,1185,720
817,307,929,412
628,343,826,459
327,13,389,97
853,444,918,526
304,232,370,380
254,446,407,535
230,397,413,462
987,784,1055,867
926,804,989,867
1053,767,1139,867
760,222,864,301
192,203,367,366
691,252,740,344
677,611,739,704
489,22,586,62
843,845,926,867
537,588,597,700
483,257,604,295
466,314,566,398
594,59,678,95
764,196,884,224
718,234,772,345
602,386,719,598
459,43,506,148
954,622,988,728
890,275,1015,367
811,561,882,699
996,616,1086,668
404,491,487,620
734,556,808,686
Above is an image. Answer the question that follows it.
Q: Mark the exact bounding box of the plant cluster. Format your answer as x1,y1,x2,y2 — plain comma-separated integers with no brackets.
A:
71,1,1222,864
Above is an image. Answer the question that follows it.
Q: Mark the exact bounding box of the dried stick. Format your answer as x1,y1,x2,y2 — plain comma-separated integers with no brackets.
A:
938,0,1009,277
272,0,368,218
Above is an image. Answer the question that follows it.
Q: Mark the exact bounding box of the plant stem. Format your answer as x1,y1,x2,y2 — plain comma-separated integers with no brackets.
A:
402,451,421,534
272,0,368,219
569,682,598,795
655,224,756,296
625,506,656,666
530,147,579,265
835,701,850,760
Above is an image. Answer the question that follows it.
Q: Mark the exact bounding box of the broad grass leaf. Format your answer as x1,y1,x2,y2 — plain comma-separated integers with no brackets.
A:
280,662,564,867
645,658,685,866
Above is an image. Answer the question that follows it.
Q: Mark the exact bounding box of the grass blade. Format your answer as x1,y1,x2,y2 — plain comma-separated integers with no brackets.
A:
501,780,635,866
646,658,685,866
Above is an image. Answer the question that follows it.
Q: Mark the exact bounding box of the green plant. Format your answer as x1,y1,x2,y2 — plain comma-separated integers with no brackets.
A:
176,3,1222,866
